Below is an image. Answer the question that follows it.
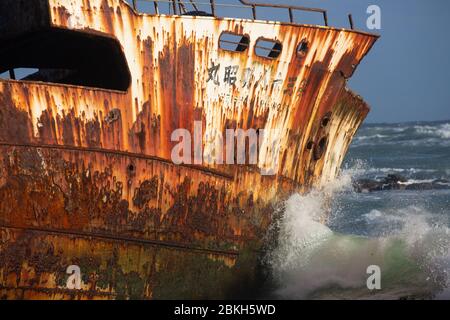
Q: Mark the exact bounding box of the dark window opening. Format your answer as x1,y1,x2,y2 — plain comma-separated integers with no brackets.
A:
321,112,332,128
313,137,328,161
0,29,131,91
255,38,282,59
297,40,309,57
127,163,136,174
219,32,250,53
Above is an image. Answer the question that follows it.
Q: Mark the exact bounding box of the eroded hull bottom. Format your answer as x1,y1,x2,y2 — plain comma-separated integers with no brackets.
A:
0,226,265,299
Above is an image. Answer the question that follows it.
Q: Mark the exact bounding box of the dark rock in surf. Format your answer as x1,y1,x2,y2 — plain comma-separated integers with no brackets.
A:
353,175,450,193
352,179,383,193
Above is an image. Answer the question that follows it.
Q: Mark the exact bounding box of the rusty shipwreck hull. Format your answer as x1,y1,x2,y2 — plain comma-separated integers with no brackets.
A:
0,0,377,299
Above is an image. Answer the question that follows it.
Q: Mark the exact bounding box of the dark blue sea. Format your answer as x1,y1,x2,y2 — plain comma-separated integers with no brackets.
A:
267,120,450,300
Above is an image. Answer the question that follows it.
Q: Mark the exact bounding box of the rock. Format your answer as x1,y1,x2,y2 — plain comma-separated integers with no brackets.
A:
353,179,383,193
353,175,450,193
382,174,407,184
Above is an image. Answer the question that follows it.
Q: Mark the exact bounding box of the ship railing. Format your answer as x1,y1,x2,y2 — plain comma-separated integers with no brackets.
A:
132,0,329,26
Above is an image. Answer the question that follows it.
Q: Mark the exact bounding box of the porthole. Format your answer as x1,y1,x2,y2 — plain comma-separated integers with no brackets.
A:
297,40,309,58
321,112,332,128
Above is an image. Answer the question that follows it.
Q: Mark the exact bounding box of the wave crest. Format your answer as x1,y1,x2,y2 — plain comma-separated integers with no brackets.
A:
265,168,450,300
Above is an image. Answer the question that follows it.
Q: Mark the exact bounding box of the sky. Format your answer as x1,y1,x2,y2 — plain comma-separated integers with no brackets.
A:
131,0,450,123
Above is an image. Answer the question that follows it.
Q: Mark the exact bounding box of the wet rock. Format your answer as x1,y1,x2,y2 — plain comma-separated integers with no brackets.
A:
352,179,383,193
383,174,407,184
353,174,408,192
353,175,450,193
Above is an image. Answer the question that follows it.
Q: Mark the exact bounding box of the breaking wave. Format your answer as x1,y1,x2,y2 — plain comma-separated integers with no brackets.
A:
265,167,450,300
352,121,450,147
415,123,450,139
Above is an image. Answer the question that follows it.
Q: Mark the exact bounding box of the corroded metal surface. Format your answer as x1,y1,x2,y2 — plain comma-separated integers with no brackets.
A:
0,0,377,299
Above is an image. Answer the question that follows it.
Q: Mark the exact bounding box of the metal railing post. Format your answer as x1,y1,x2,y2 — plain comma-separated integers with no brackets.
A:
323,11,328,26
8,69,16,80
238,1,328,26
210,0,215,16
145,0,332,28
172,0,177,15
288,8,293,23
132,0,137,10
348,14,354,29
189,0,199,11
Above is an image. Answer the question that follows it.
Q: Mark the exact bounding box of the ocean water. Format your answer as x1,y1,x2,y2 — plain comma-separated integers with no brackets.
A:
266,120,450,300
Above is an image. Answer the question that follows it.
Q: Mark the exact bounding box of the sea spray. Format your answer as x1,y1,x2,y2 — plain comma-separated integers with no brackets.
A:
264,166,450,299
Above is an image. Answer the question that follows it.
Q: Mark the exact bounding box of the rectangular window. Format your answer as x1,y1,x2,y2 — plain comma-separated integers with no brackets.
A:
219,32,250,53
255,38,282,59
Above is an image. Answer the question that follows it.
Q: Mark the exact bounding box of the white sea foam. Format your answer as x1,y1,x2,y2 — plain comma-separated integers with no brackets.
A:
355,134,389,141
437,124,450,139
366,167,438,174
265,168,450,299
398,179,436,185
353,122,450,147
415,123,450,139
